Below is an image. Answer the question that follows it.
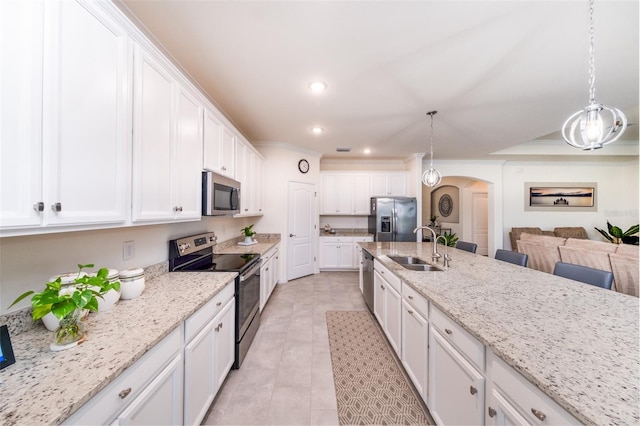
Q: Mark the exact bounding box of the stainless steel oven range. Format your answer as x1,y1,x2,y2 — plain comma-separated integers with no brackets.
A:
168,232,260,369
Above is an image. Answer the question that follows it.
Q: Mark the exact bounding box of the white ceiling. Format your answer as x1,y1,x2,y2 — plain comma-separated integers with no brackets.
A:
118,0,639,161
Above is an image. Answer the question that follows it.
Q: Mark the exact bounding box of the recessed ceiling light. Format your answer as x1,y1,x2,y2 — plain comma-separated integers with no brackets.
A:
364,148,372,154
311,127,324,135
309,81,327,94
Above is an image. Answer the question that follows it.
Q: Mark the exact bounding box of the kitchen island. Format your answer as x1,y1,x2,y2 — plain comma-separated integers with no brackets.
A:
361,241,639,425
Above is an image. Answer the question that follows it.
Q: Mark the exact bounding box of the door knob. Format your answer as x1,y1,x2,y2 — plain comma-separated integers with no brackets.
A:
289,234,296,237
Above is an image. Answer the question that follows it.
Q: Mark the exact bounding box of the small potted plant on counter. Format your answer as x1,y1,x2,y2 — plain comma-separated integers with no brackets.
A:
241,224,257,244
9,264,120,350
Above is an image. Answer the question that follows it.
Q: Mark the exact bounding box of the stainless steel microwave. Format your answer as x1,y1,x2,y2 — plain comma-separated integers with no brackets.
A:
202,171,241,216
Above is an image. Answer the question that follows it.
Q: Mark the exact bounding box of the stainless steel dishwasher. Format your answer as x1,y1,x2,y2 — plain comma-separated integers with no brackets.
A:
362,249,374,312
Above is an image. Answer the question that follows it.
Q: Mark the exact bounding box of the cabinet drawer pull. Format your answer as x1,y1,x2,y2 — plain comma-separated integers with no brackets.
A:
33,202,44,212
445,328,453,335
216,301,222,307
380,285,385,290
118,388,132,399
469,385,477,395
51,202,62,212
488,407,496,418
408,310,414,315
531,408,546,421
407,295,413,300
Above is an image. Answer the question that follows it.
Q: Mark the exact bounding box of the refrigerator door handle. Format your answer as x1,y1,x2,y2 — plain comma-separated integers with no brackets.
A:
392,208,397,240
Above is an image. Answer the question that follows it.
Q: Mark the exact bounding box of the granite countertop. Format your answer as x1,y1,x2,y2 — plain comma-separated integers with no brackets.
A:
213,233,281,255
0,271,237,425
360,242,639,426
319,228,372,237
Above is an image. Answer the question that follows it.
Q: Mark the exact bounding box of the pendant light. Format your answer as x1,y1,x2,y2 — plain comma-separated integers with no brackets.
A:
422,111,442,187
561,0,627,150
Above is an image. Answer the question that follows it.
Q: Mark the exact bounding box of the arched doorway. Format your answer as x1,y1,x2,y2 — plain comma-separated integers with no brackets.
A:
421,177,491,256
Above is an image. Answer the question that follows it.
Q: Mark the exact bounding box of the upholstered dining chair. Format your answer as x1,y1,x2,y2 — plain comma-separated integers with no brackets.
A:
552,261,613,290
455,241,477,254
495,249,528,267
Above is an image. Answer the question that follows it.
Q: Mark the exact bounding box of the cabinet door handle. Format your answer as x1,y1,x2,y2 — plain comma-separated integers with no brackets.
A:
380,285,385,290
469,385,477,395
33,202,44,212
119,387,132,399
531,408,546,421
488,407,496,418
445,328,453,335
51,202,62,212
216,301,222,307
407,310,414,315
407,295,413,299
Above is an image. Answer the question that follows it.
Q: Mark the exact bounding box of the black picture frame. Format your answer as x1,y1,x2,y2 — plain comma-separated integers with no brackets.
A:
0,324,16,370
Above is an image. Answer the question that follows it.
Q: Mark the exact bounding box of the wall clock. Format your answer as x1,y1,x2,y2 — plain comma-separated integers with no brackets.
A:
298,159,310,174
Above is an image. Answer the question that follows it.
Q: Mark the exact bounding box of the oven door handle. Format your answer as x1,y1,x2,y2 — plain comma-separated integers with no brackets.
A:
239,261,261,282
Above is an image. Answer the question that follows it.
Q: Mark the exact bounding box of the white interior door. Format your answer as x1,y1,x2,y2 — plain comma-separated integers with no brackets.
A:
287,182,316,280
472,192,488,256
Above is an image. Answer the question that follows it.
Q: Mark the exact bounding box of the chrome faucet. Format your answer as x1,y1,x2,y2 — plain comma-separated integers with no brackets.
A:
413,226,442,263
435,235,451,268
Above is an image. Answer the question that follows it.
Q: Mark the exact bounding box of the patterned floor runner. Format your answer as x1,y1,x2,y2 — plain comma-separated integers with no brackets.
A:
326,310,432,425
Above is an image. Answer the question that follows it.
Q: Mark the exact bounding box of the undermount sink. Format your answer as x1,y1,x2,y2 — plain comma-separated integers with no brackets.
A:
388,255,443,271
388,256,427,265
401,264,443,272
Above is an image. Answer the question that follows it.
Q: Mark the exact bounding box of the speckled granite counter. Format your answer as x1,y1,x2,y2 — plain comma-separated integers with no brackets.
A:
319,228,371,237
213,233,280,255
360,242,639,426
0,271,237,425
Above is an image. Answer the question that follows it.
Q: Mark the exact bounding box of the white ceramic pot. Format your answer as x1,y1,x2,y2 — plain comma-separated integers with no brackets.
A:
98,288,121,311
42,312,60,332
119,268,145,300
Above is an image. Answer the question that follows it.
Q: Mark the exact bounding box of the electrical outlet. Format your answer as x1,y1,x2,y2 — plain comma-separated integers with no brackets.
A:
123,240,135,260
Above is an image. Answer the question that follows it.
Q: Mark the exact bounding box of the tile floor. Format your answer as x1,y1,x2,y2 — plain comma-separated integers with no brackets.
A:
203,271,367,425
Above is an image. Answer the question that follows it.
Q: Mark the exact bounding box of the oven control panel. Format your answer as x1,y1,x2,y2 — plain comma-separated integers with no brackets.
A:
171,232,217,256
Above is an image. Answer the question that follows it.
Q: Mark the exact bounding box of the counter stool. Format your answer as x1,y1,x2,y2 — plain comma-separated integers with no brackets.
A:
455,241,477,253
495,249,528,267
552,261,613,290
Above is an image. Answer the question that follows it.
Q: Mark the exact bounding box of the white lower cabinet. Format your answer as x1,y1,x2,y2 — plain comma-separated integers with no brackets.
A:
373,260,402,357
320,236,373,270
486,352,580,425
115,353,184,425
260,244,280,311
183,284,235,426
401,285,429,402
429,327,485,425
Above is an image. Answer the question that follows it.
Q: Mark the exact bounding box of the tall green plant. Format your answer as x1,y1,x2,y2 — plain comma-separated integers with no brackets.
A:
438,231,459,247
594,221,639,245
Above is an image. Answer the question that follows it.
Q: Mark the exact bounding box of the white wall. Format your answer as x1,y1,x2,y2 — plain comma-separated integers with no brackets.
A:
502,160,639,249
255,142,322,282
0,216,258,315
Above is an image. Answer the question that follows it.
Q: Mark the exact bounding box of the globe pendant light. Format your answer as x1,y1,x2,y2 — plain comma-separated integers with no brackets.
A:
562,0,627,150
422,111,442,187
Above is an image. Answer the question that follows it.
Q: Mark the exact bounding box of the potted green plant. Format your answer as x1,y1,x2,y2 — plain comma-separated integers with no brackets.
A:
439,231,459,247
595,221,639,245
241,224,256,244
9,264,120,347
429,214,438,227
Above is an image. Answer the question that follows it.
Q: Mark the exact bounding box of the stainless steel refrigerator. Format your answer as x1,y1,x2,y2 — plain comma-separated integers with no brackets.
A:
368,197,417,242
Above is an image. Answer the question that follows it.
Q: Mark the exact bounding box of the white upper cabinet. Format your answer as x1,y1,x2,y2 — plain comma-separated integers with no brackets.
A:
1,0,131,232
234,141,263,217
1,0,44,229
203,111,235,178
132,45,174,221
131,45,202,223
174,87,203,219
320,173,354,215
370,172,407,197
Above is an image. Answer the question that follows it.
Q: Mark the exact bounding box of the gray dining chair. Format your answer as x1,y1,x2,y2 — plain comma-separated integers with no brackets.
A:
552,261,613,290
495,249,528,267
455,241,477,254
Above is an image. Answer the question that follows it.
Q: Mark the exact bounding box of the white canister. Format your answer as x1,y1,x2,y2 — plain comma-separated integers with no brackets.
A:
119,268,145,300
92,268,120,311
